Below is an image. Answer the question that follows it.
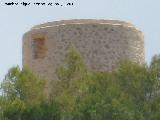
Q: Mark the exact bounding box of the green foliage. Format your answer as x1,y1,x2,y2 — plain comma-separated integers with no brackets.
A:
1,49,160,120
21,101,60,120
3,98,25,120
0,67,47,120
1,67,45,103
56,47,87,88
54,51,160,120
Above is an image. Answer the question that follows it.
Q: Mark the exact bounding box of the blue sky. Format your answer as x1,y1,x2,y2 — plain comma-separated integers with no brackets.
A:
0,0,160,81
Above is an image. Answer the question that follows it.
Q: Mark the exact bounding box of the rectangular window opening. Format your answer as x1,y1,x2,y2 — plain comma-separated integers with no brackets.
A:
32,35,46,59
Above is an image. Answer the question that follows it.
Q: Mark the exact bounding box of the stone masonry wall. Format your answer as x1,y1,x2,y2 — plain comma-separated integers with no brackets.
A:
23,19,145,82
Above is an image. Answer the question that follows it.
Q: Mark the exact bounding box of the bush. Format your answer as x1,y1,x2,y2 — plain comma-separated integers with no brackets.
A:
1,48,160,120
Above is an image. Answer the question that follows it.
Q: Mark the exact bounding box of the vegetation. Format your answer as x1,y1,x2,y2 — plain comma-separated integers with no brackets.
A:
1,48,160,120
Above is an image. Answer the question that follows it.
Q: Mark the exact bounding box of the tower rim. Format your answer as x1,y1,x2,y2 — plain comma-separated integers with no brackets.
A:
31,19,137,30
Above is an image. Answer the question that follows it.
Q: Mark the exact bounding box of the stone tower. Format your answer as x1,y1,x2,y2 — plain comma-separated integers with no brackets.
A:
23,19,145,81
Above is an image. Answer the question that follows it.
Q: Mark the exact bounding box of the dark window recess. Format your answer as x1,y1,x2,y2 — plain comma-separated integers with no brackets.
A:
33,36,46,59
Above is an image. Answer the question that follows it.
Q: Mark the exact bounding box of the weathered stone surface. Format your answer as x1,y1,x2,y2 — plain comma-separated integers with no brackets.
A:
23,19,145,81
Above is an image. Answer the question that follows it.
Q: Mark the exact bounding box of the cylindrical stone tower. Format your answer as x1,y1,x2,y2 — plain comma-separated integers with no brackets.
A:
23,19,145,81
